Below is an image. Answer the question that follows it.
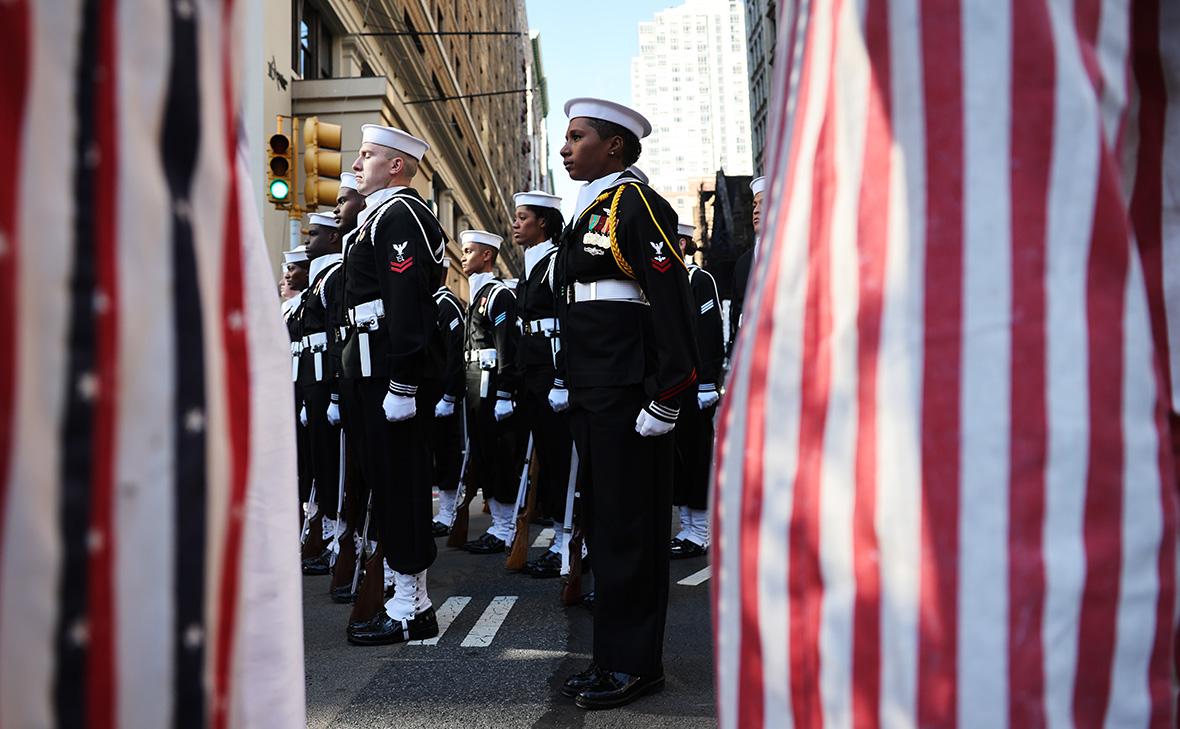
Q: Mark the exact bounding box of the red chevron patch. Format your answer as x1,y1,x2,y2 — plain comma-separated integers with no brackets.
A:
651,257,672,273
390,257,414,273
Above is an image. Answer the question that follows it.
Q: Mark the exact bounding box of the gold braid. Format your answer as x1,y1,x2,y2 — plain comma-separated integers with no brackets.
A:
608,185,635,279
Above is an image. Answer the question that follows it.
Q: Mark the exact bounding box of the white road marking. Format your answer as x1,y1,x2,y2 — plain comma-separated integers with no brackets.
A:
677,566,711,586
531,527,555,548
408,596,470,646
460,596,518,647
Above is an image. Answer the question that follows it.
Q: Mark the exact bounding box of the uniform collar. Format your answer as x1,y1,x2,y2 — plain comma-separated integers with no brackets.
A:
281,296,299,316
357,185,406,228
309,252,342,283
523,240,556,279
468,271,497,299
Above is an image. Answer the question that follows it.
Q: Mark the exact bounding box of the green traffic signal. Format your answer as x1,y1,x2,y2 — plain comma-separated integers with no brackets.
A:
269,178,291,201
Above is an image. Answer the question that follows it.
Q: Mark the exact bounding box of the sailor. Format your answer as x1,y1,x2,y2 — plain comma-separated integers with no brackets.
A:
554,97,699,709
669,223,722,559
430,258,466,536
509,190,573,578
457,229,523,554
339,124,446,645
728,175,764,354
296,213,345,574
283,245,313,531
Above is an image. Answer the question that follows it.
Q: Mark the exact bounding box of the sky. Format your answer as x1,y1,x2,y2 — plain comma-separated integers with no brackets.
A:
525,0,681,220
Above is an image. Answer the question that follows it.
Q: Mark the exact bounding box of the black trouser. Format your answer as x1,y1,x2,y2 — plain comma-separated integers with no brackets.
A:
430,398,464,491
519,368,572,520
295,389,312,505
464,366,522,505
338,382,371,537
672,399,715,510
569,385,672,676
339,375,439,575
303,379,342,518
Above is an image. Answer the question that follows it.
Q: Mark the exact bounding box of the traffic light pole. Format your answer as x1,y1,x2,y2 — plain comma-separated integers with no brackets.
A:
289,116,304,251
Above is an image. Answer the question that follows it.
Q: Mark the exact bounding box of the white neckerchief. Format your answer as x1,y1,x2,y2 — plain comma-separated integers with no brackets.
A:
574,171,624,222
468,271,496,300
308,252,342,284
281,296,299,316
523,240,556,279
357,185,406,229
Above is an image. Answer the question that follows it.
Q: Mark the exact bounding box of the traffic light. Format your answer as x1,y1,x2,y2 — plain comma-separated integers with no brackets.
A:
266,132,293,206
302,116,342,209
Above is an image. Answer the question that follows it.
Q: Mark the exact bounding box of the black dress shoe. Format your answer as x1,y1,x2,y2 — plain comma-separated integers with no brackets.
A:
670,539,707,560
431,521,451,537
581,590,596,610
461,532,506,554
347,610,383,632
575,671,665,710
330,584,356,604
560,663,603,698
347,606,439,645
301,552,331,576
524,550,561,578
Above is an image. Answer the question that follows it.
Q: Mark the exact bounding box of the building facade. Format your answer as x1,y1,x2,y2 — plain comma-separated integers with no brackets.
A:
630,0,753,227
250,0,548,295
744,0,777,175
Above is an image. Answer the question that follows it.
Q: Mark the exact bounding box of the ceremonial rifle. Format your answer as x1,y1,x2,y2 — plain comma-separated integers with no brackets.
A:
505,433,537,570
559,444,583,606
446,404,476,548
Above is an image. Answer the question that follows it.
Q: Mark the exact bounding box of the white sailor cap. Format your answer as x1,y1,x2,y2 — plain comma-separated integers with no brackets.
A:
361,124,430,161
513,190,562,211
339,172,358,192
284,245,309,265
459,229,504,250
677,223,695,239
307,212,339,229
564,97,653,139
627,166,650,185
750,176,767,196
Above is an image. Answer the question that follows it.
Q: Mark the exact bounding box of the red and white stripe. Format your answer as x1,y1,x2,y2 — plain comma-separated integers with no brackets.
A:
713,1,1179,727
0,1,303,727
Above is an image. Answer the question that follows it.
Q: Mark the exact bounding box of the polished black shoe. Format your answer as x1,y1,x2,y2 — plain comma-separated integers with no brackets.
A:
330,584,356,604
347,606,439,646
461,532,506,554
347,610,383,632
524,550,561,578
581,590,596,610
431,520,451,537
301,551,331,576
560,663,604,698
575,671,665,710
670,538,707,560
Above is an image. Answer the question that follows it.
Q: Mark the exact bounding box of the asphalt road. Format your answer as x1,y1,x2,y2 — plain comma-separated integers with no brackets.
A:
303,496,717,728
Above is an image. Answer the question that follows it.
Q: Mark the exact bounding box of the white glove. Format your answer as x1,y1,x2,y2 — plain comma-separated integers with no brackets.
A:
493,398,515,422
299,404,308,427
382,392,417,422
697,390,720,410
326,401,341,426
548,387,570,412
635,406,676,437
434,398,455,418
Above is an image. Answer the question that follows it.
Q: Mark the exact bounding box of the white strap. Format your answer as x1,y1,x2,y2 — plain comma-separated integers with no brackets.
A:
572,279,645,304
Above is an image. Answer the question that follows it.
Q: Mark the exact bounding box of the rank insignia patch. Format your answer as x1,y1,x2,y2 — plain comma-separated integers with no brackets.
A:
390,257,414,273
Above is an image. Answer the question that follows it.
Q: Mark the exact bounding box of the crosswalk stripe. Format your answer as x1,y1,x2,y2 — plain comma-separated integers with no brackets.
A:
460,596,518,647
531,527,554,548
678,566,711,586
408,596,471,646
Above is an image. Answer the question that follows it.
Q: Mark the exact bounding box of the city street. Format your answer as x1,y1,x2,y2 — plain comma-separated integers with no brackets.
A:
303,496,718,729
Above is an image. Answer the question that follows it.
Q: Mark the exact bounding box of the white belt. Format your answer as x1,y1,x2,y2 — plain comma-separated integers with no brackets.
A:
519,317,559,336
348,299,385,330
290,341,304,355
572,280,646,304
301,332,329,352
466,348,498,367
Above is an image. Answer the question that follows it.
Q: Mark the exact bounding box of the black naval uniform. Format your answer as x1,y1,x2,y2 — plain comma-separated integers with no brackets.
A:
285,297,313,506
673,262,723,510
431,285,466,495
463,275,522,508
339,186,445,577
555,169,699,677
728,247,753,355
297,255,344,520
514,243,572,523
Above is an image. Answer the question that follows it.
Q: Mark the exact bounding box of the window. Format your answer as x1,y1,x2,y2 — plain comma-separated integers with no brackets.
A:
292,0,334,79
404,11,426,54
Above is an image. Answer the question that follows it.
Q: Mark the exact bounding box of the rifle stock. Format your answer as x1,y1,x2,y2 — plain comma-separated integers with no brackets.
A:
301,511,326,560
506,435,538,571
329,527,356,594
561,530,583,606
348,545,385,626
446,403,474,548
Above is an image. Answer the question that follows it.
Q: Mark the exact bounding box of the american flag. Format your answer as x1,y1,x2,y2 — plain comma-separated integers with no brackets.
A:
714,0,1179,727
0,1,304,727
